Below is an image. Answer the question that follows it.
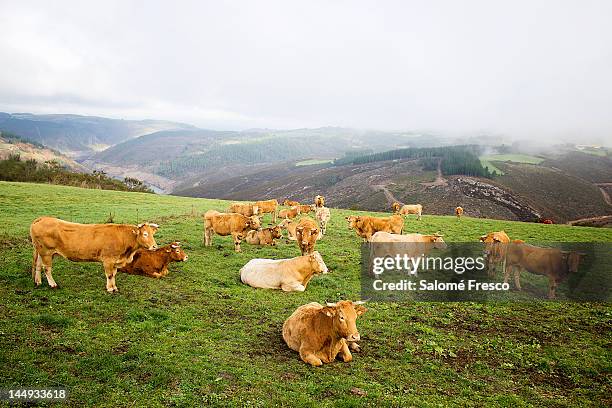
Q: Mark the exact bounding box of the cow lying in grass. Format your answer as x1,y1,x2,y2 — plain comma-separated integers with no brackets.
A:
119,242,187,278
278,206,300,219
245,226,283,246
504,242,585,298
346,214,403,241
279,218,298,241
240,251,328,292
30,216,158,292
203,210,261,252
282,300,367,366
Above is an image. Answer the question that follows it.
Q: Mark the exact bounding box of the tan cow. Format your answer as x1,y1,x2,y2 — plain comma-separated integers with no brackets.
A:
298,204,313,215
282,300,367,366
392,202,423,220
455,207,464,218
346,214,404,241
315,206,331,236
283,199,300,207
240,251,328,291
245,226,283,246
369,231,446,262
255,199,278,222
504,242,585,298
278,206,300,219
30,217,158,292
479,231,518,277
314,195,325,208
119,242,187,278
296,217,320,255
279,218,298,241
228,202,259,217
203,210,261,252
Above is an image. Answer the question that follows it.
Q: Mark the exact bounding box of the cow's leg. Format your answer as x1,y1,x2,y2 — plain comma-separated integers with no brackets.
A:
548,279,557,299
299,347,323,367
203,227,211,246
338,340,353,362
40,254,57,288
281,282,305,292
349,342,361,352
232,233,242,252
513,267,522,291
272,210,277,223
32,249,43,286
103,262,118,293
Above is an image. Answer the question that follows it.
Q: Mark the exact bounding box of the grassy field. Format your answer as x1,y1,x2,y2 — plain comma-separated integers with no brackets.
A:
295,159,334,166
0,181,611,407
480,154,545,175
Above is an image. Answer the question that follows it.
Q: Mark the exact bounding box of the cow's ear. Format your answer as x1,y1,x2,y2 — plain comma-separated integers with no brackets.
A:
355,305,367,316
321,307,336,317
166,249,171,252
132,229,139,235
479,235,486,242
296,226,304,231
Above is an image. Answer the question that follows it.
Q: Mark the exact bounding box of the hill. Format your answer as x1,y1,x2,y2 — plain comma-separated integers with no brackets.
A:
0,112,195,156
0,132,86,172
0,182,610,405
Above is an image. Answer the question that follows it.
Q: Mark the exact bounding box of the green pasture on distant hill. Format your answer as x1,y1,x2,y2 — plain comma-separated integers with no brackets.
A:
479,154,545,175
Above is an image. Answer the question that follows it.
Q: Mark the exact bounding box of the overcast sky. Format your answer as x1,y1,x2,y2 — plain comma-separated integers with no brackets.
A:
0,0,611,143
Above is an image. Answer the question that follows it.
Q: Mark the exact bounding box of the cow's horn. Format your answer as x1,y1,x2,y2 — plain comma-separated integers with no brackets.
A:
137,223,144,228
149,223,159,228
326,302,337,307
353,299,369,305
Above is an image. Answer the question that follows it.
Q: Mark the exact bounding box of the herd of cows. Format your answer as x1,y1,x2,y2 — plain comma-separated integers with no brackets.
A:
27,196,586,366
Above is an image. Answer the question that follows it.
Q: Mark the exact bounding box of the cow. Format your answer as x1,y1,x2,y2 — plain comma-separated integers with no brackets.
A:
240,251,328,291
369,232,446,263
255,199,278,222
228,202,259,217
540,218,554,225
245,226,283,246
314,195,325,208
455,207,464,218
279,218,298,241
479,231,519,277
298,204,313,215
203,210,261,252
315,206,331,236
346,214,404,241
30,217,158,292
118,242,187,278
278,206,300,219
283,199,300,207
296,217,321,255
282,300,367,366
504,242,585,298
392,202,423,220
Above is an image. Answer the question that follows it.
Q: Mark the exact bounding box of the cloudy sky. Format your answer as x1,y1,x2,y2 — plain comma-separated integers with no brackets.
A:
1,0,610,142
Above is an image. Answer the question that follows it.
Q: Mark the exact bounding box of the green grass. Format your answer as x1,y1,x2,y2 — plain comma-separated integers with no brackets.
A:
480,154,545,175
0,181,611,407
295,159,334,166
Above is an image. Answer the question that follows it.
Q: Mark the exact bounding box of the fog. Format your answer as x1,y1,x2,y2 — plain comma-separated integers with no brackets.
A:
1,0,611,144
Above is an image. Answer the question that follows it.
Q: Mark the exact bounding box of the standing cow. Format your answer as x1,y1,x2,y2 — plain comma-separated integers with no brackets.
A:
30,217,159,292
455,206,464,218
392,202,423,220
282,300,367,366
203,210,261,252
255,199,278,222
315,206,331,236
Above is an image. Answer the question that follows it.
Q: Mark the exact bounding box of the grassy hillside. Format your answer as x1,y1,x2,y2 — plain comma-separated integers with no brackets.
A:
0,182,610,406
480,154,545,175
0,133,86,171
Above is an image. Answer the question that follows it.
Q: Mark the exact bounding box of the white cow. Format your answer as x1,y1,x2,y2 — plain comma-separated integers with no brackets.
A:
315,206,331,236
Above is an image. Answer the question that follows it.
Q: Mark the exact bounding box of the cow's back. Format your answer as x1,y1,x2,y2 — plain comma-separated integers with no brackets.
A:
282,302,323,351
240,258,284,288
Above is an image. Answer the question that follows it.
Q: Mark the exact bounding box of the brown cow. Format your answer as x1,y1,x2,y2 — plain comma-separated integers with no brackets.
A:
279,218,298,241
203,210,261,252
282,300,367,366
245,226,283,246
278,206,300,219
314,195,325,208
479,231,518,277
283,199,300,207
255,199,278,222
298,204,313,215
296,217,320,255
30,217,158,292
504,242,585,298
455,207,464,218
346,214,403,241
119,242,187,278
392,202,423,220
228,202,259,217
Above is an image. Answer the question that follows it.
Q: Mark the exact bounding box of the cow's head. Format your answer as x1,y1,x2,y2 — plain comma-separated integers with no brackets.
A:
315,195,325,207
134,223,158,250
565,251,585,273
392,202,401,213
246,215,261,230
166,242,188,262
296,225,319,247
346,216,359,230
429,233,447,250
308,251,328,274
322,300,367,342
270,226,283,239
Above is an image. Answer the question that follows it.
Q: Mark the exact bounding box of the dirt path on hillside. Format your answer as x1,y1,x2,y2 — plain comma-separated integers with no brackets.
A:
372,184,400,207
595,183,612,206
421,159,448,187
